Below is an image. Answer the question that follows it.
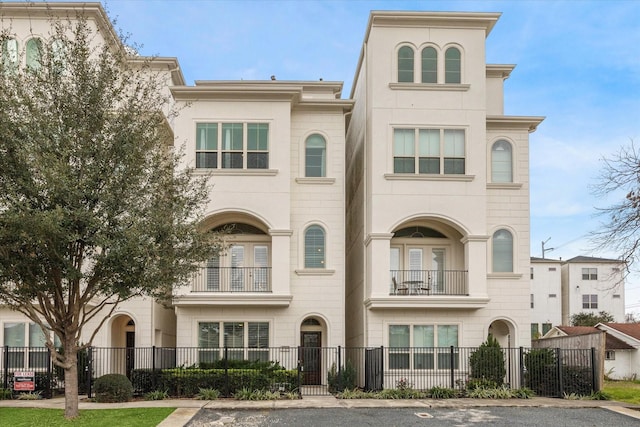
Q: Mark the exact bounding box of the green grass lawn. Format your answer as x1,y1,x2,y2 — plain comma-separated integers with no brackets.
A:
603,380,640,405
0,407,176,427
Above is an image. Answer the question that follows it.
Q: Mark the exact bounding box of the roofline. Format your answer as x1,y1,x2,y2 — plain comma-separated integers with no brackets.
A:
350,10,502,99
486,116,546,133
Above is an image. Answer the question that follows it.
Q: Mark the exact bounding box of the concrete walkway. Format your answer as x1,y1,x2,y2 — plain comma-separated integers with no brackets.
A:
1,395,639,426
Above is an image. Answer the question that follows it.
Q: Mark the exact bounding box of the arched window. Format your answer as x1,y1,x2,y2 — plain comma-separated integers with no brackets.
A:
444,47,461,84
304,225,325,268
51,39,66,73
397,46,414,83
491,140,513,182
305,134,326,177
26,38,43,71
421,47,437,83
1,39,18,71
492,229,513,272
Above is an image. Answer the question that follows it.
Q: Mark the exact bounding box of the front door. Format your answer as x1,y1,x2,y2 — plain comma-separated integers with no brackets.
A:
300,332,321,385
125,331,135,379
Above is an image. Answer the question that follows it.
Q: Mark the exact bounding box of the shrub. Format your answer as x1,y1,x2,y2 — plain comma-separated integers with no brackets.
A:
196,388,220,400
131,369,162,395
93,374,133,403
428,386,458,399
233,388,280,400
512,387,535,399
144,390,168,400
327,360,357,393
377,388,426,399
0,388,12,400
524,348,557,396
466,378,499,391
469,334,506,386
17,391,42,400
336,388,372,399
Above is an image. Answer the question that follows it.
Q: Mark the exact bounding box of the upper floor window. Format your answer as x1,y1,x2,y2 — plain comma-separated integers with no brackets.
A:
304,225,325,268
581,268,597,280
397,46,414,83
491,140,513,182
26,38,43,71
195,122,269,170
305,134,326,177
393,128,465,175
444,47,461,84
1,38,18,71
492,229,513,272
421,47,437,83
51,38,66,73
582,294,598,309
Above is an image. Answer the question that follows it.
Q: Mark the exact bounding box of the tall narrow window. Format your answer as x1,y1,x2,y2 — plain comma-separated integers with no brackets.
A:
443,129,465,174
224,322,244,360
304,225,325,268
445,47,461,84
492,229,514,272
492,140,513,182
1,39,18,71
248,322,269,361
51,39,66,74
196,123,218,168
247,123,269,169
26,38,42,71
221,123,243,168
305,134,326,177
421,47,437,83
397,46,414,83
393,129,415,173
389,325,410,369
418,129,440,173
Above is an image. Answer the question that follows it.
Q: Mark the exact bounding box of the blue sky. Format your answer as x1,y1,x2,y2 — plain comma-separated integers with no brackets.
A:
65,0,640,314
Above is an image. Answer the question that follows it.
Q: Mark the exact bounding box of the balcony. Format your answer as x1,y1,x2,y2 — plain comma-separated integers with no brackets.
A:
390,270,468,296
191,267,272,293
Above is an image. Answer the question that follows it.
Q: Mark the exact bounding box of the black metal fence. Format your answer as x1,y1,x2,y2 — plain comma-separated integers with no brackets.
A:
0,345,597,398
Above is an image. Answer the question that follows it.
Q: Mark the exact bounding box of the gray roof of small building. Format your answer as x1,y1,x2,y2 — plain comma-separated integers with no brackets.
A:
564,256,623,263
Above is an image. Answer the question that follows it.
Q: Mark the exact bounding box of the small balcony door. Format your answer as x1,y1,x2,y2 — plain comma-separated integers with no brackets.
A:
206,243,270,292
391,246,446,293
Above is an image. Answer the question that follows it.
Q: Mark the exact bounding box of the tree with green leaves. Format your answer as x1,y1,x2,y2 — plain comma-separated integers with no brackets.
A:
469,334,506,386
570,311,615,326
0,13,219,419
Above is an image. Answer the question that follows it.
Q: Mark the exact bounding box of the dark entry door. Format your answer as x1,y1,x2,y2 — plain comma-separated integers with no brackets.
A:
125,331,135,379
300,332,321,385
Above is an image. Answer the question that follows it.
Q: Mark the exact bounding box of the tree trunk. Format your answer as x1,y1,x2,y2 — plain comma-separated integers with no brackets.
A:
63,339,79,419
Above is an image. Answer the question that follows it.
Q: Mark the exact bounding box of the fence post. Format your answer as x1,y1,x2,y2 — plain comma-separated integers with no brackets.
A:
519,347,524,389
380,346,384,391
337,345,342,392
555,348,563,397
3,346,8,390
297,346,302,397
449,346,455,389
151,345,157,392
590,347,597,392
46,347,52,399
224,346,229,397
87,347,93,399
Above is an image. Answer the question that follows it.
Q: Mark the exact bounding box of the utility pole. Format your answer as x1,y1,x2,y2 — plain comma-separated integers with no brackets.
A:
542,238,554,259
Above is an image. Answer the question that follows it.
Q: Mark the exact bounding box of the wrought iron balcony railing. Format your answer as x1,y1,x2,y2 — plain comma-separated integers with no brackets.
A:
390,270,468,296
192,267,272,292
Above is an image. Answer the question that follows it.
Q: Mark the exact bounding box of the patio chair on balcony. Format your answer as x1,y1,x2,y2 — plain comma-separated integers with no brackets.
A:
392,277,408,295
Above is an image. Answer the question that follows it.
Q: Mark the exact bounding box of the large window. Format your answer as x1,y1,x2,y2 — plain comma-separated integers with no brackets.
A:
388,324,458,370
198,321,269,363
421,47,437,83
444,47,461,83
3,322,50,369
305,134,326,177
1,38,18,71
304,225,325,268
582,294,598,309
393,128,465,175
492,229,513,272
397,46,414,83
196,122,269,169
491,140,513,182
26,38,42,70
581,268,597,280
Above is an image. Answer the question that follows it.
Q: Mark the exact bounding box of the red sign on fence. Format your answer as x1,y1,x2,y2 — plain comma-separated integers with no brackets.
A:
13,371,35,391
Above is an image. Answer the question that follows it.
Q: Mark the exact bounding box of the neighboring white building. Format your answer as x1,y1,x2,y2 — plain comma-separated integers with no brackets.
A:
561,256,626,325
344,11,543,354
530,257,563,338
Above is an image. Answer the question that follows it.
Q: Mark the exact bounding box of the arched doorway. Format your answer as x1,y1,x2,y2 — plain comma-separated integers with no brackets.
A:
488,319,513,349
110,315,135,379
300,317,325,385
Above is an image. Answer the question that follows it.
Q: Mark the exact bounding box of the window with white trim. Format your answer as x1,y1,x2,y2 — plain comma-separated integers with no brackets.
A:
196,122,269,169
198,321,269,363
393,128,465,175
421,47,437,83
397,46,414,83
491,140,513,183
1,38,18,71
388,324,458,370
26,38,42,70
444,47,461,83
305,134,326,177
3,322,55,369
492,229,513,272
304,225,325,268
582,294,598,309
581,268,597,280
